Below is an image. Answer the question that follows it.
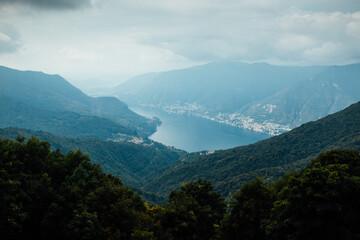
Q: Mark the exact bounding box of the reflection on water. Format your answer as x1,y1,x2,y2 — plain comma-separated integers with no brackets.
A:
132,107,270,152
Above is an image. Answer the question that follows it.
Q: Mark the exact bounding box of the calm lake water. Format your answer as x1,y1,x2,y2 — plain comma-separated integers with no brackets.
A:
132,107,270,152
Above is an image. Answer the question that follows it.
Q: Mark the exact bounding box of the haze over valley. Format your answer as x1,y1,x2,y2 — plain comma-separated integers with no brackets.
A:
113,62,360,137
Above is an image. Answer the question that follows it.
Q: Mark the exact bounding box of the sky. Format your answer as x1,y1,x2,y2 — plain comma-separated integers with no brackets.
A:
0,0,359,89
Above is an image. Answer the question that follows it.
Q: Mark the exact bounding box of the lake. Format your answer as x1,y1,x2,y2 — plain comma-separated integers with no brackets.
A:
131,107,270,152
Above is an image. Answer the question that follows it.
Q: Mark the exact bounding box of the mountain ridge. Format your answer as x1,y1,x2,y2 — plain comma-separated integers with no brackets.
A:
238,63,360,127
113,61,327,113
0,65,159,136
143,101,360,198
112,62,359,135
0,95,137,139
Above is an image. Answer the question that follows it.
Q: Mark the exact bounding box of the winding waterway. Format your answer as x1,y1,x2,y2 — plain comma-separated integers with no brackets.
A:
132,107,270,152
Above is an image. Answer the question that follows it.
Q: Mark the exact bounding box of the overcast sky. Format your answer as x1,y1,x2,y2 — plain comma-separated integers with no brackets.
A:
0,0,359,88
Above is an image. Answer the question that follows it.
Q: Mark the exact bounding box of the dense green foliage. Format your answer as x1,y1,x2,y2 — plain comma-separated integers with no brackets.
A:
0,127,185,192
266,149,360,239
0,136,147,240
221,149,360,240
221,177,274,240
153,179,226,240
1,137,359,239
144,101,360,198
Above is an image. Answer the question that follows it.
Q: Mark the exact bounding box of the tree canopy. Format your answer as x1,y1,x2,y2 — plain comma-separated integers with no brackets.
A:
1,136,359,240
267,149,360,239
0,136,148,240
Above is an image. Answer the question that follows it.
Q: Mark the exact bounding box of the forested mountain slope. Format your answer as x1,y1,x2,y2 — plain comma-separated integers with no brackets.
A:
144,101,360,198
2,136,359,239
0,127,185,188
0,95,136,139
0,65,159,136
0,136,150,239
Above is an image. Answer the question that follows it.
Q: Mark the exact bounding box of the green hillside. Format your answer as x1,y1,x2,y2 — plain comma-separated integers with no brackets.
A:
0,95,136,139
144,101,360,198
1,136,359,239
0,127,185,189
0,65,159,136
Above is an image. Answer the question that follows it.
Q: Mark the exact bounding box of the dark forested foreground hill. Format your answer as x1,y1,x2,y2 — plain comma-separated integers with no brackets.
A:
1,136,360,239
0,65,159,136
144,101,360,198
0,127,185,189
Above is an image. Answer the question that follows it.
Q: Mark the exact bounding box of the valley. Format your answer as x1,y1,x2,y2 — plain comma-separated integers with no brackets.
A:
1,62,359,201
113,62,360,137
142,101,360,198
1,63,359,239
2,1,360,238
132,106,269,152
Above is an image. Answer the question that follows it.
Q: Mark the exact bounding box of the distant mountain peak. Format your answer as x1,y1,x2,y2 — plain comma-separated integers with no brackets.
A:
111,61,359,135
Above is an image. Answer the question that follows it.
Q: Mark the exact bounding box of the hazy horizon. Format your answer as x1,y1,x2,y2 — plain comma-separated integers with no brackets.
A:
0,0,359,89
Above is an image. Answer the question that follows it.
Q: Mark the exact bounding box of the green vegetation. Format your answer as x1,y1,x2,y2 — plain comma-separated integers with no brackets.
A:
266,149,360,239
1,136,360,239
145,179,226,240
144,101,360,198
221,177,274,240
0,127,185,191
0,136,147,240
222,149,360,240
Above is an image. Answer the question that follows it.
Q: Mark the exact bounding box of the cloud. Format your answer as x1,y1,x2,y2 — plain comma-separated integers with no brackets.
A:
0,0,92,10
60,47,104,61
0,32,18,53
0,24,21,54
119,3,360,65
294,0,360,13
0,0,359,85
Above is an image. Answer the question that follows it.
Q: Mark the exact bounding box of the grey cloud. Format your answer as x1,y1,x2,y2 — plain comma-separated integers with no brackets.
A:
296,0,360,13
0,37,19,54
0,25,21,54
125,6,360,65
0,0,359,79
0,0,92,10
